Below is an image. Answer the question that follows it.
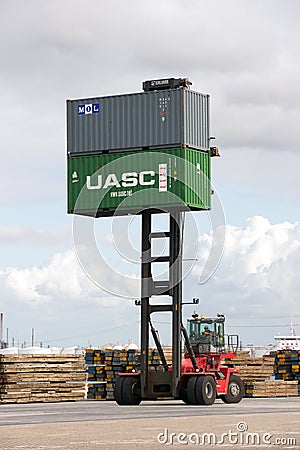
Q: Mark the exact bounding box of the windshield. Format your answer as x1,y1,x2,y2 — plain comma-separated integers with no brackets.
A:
187,320,224,346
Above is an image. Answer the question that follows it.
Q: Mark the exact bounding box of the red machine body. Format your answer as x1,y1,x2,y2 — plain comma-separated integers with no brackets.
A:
115,313,244,405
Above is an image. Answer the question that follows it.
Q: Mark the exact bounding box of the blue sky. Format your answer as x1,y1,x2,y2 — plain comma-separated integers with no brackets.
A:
0,0,299,349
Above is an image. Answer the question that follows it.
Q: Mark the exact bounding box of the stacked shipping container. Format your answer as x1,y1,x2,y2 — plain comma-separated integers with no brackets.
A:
66,81,213,217
67,88,210,154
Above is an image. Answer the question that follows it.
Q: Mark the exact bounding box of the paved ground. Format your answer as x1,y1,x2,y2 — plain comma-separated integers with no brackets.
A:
1,398,300,425
0,399,299,449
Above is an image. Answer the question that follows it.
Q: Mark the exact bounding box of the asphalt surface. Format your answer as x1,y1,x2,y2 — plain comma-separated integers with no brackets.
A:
0,397,300,426
0,399,299,449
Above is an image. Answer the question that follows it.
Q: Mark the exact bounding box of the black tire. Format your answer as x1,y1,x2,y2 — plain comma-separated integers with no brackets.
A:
186,376,198,405
179,388,192,404
195,375,217,405
114,376,126,405
220,375,245,404
121,376,142,405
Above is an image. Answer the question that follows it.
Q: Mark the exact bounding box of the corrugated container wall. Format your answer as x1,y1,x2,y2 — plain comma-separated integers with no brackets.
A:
68,148,211,217
67,89,210,155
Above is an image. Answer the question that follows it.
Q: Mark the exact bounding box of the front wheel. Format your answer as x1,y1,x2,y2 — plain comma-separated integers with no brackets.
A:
195,375,217,405
187,375,217,405
220,375,244,404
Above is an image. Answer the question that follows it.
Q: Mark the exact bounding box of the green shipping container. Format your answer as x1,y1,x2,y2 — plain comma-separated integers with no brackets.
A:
67,148,211,217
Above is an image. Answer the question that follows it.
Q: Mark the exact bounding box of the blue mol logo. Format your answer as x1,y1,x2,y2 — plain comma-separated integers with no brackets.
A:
78,103,100,115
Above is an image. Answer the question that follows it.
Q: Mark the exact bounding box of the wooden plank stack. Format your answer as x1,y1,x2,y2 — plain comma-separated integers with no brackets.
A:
245,380,298,398
85,348,140,400
224,350,299,397
224,351,275,383
85,349,106,400
106,349,126,400
0,354,86,404
162,347,173,365
85,347,172,400
272,350,300,380
271,350,300,395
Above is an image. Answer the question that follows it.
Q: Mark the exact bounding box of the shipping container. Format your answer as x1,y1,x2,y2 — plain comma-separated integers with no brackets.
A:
68,148,211,217
66,89,210,155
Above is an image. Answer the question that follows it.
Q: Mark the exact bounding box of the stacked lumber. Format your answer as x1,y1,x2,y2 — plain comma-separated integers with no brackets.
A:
272,350,300,380
224,350,300,397
271,350,300,395
85,349,106,400
148,348,177,372
0,354,86,404
224,351,275,383
107,348,140,400
245,380,298,398
86,348,140,400
149,349,161,367
162,347,173,365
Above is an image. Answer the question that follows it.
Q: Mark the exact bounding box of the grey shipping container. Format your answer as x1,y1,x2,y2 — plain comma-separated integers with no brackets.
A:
66,88,210,155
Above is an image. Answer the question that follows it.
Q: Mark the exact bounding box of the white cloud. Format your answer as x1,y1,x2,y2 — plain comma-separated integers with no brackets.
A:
0,225,70,246
0,249,139,346
1,0,300,185
0,216,299,347
1,250,132,306
192,216,300,321
0,1,299,347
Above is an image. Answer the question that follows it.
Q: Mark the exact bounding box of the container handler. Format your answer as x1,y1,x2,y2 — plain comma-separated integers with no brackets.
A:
115,212,244,406
115,310,244,406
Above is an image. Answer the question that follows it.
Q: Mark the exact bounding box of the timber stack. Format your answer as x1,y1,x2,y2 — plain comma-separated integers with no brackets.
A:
85,348,140,400
245,380,298,398
0,354,86,404
86,349,106,400
85,347,173,400
225,350,299,398
272,350,300,379
224,351,275,382
272,349,300,395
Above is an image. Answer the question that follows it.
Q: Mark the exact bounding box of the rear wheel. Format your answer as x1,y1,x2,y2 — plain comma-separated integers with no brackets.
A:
220,375,244,404
195,375,217,405
120,376,142,405
114,376,126,405
179,387,192,404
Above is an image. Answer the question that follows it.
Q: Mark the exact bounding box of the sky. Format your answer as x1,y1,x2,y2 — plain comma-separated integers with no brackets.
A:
0,0,299,349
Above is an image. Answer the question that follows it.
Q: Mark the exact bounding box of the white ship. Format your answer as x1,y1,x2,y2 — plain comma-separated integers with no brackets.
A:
274,317,300,351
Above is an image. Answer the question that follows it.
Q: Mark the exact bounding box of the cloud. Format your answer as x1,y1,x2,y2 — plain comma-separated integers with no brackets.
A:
192,216,300,321
0,249,139,346
0,1,299,347
0,225,70,246
1,250,134,306
1,215,299,346
1,0,300,209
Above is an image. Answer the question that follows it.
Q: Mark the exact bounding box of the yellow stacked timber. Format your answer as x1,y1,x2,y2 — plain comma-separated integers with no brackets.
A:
162,347,173,365
245,380,298,398
272,350,300,381
148,347,184,371
225,351,275,383
103,348,140,400
0,354,86,404
85,349,106,400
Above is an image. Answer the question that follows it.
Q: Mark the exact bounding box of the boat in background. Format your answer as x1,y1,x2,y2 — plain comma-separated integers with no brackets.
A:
274,317,300,351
